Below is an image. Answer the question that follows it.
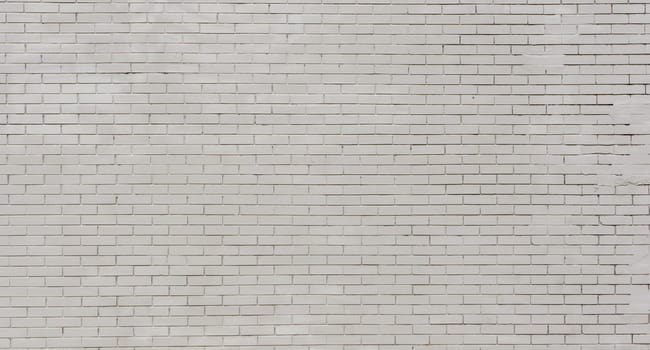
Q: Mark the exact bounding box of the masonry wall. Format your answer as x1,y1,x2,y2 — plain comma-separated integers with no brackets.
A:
2,0,650,349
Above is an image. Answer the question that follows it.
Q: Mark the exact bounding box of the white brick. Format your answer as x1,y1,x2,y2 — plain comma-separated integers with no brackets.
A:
1,1,649,349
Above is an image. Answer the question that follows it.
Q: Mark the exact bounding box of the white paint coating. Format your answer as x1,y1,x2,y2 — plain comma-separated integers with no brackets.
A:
1,0,650,349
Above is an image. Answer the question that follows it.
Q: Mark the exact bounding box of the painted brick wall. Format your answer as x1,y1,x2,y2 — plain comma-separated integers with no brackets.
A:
2,0,650,349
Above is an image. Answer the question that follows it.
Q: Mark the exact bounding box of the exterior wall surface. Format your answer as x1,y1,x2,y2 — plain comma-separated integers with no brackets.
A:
2,0,650,349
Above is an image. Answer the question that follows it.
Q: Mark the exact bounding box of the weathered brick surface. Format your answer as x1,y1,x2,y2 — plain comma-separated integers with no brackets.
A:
1,0,650,349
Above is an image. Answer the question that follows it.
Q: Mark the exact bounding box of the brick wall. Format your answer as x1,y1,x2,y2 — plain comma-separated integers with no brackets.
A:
2,0,650,348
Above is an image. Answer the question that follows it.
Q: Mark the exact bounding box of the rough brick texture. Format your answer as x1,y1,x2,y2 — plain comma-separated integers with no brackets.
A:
2,0,650,349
